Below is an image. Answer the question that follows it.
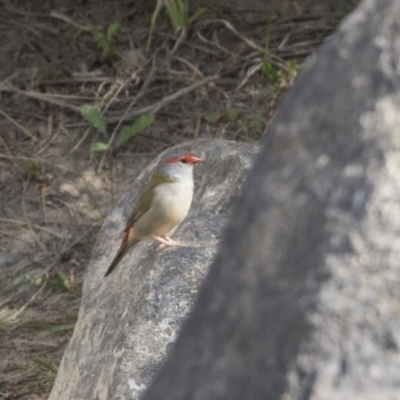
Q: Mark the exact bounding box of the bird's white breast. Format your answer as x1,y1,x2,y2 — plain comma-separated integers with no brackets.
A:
135,178,194,238
153,179,194,224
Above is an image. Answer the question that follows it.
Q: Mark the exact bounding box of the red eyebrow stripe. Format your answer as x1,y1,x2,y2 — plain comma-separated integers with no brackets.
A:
166,153,201,164
166,155,181,163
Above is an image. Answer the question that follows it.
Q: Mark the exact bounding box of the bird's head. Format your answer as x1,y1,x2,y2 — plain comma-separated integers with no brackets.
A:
161,153,201,181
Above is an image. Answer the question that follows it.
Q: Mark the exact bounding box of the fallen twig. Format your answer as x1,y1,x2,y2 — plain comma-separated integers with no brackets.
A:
0,218,64,239
0,107,37,141
107,74,219,124
0,75,219,129
203,19,289,71
50,10,83,29
0,85,82,113
7,283,46,324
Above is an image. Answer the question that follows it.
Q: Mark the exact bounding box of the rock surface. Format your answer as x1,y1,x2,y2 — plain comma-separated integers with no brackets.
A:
48,139,259,400
139,0,400,400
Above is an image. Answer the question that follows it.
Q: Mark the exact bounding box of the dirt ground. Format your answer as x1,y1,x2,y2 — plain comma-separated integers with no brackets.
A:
0,1,340,398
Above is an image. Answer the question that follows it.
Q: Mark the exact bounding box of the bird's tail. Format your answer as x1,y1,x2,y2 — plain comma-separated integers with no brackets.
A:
104,227,139,277
104,246,127,277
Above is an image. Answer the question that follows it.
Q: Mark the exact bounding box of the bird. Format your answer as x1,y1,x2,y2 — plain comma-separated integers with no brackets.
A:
104,152,201,277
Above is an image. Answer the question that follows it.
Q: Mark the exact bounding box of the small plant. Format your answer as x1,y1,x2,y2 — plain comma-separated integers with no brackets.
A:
203,108,241,125
45,270,72,292
238,112,264,142
259,15,300,90
79,22,119,63
113,113,155,148
80,105,107,134
80,104,155,152
147,0,206,50
261,58,280,81
32,359,58,385
23,160,42,181
165,0,188,31
261,16,280,82
287,59,299,74
266,59,299,92
32,270,72,293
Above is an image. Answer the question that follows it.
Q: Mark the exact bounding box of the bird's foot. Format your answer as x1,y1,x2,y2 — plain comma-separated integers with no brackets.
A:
153,235,188,249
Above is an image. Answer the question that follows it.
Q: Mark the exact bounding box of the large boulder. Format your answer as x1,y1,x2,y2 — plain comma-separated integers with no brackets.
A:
48,139,259,400
140,0,400,399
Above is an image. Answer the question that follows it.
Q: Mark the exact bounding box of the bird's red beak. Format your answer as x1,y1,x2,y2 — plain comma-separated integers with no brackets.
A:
187,155,201,164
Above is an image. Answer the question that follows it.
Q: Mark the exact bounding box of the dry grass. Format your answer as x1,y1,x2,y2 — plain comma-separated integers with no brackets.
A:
0,0,341,398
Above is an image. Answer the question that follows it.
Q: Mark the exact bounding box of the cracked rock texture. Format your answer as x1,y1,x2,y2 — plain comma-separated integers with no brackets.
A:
48,139,259,400
140,1,400,400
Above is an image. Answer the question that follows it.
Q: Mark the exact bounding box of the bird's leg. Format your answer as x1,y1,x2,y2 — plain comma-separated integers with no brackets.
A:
164,236,188,247
152,235,187,248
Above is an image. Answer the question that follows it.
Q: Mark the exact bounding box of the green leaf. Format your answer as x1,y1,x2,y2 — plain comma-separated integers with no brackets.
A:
34,360,57,374
187,6,207,26
261,58,280,81
80,105,107,133
204,111,222,124
55,270,71,291
30,377,54,386
56,270,68,282
90,29,105,47
45,281,69,292
116,113,155,148
226,108,240,122
106,22,119,40
166,0,187,30
48,323,76,332
287,59,299,73
91,142,109,152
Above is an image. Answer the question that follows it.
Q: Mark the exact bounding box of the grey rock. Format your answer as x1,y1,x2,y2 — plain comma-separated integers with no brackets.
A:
48,139,259,400
139,1,400,400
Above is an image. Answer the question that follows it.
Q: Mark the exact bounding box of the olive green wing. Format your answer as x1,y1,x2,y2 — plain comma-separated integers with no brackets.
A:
125,172,174,227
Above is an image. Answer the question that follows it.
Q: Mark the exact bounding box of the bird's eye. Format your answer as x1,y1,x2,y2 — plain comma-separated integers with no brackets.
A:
180,159,187,164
